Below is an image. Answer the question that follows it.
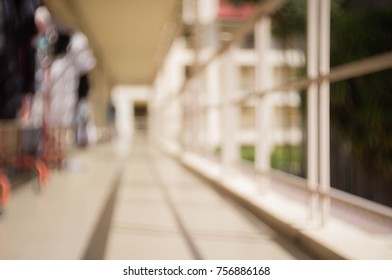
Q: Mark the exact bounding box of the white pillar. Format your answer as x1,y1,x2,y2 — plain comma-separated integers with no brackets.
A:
205,60,221,152
196,75,205,152
221,47,239,173
307,0,320,222
255,17,272,178
189,81,198,152
319,0,331,225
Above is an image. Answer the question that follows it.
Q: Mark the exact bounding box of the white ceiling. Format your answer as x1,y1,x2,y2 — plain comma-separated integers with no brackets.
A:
45,0,181,85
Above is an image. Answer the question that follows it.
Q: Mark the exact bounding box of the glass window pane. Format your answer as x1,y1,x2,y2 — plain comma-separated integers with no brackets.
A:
270,90,307,178
330,69,392,207
239,104,256,162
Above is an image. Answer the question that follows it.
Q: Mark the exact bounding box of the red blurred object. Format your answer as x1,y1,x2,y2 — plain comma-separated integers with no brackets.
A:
218,0,255,20
0,170,11,210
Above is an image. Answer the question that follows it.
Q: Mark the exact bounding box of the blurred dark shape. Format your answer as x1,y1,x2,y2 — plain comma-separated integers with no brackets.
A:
53,31,71,56
331,0,392,66
78,74,90,101
75,74,90,147
342,0,392,10
20,127,41,155
0,0,40,119
329,1,392,206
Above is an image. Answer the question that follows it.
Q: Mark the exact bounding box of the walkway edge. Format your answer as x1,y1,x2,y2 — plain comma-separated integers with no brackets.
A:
179,158,345,260
153,138,392,260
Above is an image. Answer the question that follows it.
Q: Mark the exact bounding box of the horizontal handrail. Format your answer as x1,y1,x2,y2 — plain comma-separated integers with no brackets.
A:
238,51,392,103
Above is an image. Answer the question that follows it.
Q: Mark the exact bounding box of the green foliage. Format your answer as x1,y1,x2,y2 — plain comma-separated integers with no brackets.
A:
271,145,304,177
214,145,255,162
241,145,255,162
331,71,392,178
270,0,306,40
331,2,392,66
238,144,305,178
329,2,392,179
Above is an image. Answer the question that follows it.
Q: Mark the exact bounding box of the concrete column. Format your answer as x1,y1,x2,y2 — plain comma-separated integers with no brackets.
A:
255,17,272,178
319,0,331,225
206,60,221,153
221,47,240,173
307,0,320,221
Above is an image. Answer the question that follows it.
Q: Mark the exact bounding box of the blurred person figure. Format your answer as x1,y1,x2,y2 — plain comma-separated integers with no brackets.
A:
48,31,96,128
75,98,89,147
30,4,56,128
75,74,90,147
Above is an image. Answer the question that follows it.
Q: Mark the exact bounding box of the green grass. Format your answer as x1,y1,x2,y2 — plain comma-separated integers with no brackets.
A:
240,145,304,177
214,145,255,162
271,145,304,177
215,144,304,177
241,145,255,162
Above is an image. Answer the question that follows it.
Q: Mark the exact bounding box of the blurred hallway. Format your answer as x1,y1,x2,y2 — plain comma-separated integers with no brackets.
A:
105,133,310,259
1,0,391,261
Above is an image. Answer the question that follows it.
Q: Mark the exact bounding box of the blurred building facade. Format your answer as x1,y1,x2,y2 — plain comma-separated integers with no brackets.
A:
152,0,305,165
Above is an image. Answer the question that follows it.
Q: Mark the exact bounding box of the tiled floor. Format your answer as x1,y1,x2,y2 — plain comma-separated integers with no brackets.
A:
104,134,310,260
2,133,390,259
0,142,125,259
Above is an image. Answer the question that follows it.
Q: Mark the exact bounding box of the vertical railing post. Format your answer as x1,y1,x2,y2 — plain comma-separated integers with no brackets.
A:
255,16,272,187
195,76,203,152
189,0,201,153
307,0,320,222
199,72,207,154
187,85,196,152
221,47,239,175
319,0,331,225
205,60,220,154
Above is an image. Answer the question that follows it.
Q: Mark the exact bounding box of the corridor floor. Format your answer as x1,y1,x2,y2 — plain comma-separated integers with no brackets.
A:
104,134,311,260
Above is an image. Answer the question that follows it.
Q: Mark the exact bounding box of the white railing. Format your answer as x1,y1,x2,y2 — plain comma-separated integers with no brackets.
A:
150,0,392,227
